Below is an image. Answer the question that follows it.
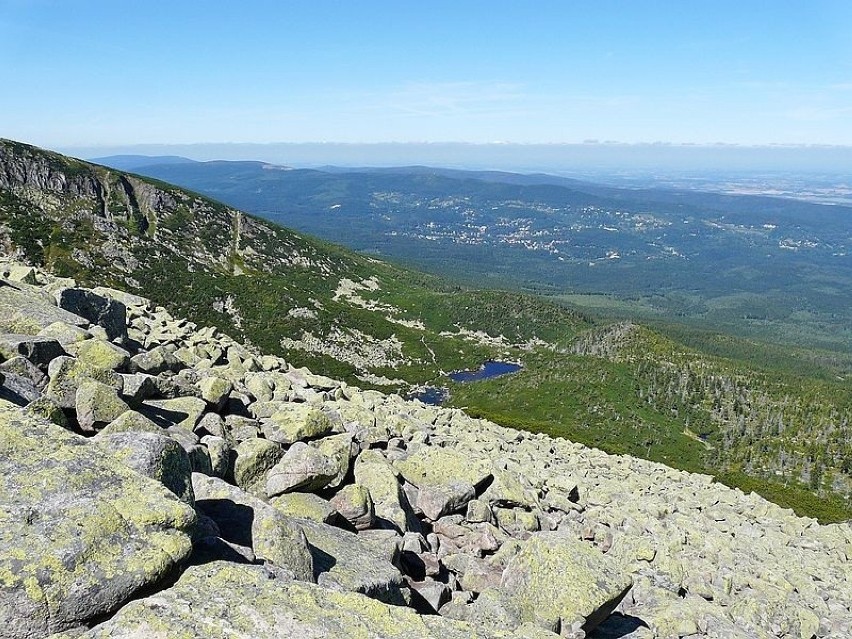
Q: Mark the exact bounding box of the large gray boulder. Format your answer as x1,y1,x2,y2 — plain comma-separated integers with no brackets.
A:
96,431,195,504
0,406,196,639
292,517,407,604
394,446,492,520
139,396,207,430
260,402,334,444
45,355,124,409
75,379,128,431
54,287,127,342
232,437,285,496
313,431,356,488
129,344,182,375
191,473,314,582
265,442,338,496
67,338,130,372
0,283,89,335
78,562,509,639
354,449,420,533
330,483,376,530
500,532,633,634
0,334,65,370
0,371,42,406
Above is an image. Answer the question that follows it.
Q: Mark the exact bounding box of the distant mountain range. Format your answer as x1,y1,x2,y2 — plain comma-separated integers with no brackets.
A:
90,154,198,171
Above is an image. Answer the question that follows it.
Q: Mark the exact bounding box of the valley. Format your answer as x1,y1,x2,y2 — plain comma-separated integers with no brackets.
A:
2,139,851,523
118,160,852,355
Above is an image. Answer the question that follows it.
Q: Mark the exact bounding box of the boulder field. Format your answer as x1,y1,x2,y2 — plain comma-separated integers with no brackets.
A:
0,258,850,639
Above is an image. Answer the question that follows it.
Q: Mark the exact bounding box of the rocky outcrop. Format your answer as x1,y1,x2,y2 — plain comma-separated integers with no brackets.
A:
77,562,515,639
0,404,196,638
0,258,851,639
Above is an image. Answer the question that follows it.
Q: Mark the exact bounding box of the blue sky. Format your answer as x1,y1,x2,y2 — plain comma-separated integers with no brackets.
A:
2,0,851,148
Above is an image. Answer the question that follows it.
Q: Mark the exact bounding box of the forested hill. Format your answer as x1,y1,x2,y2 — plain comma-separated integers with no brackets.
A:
125,159,852,354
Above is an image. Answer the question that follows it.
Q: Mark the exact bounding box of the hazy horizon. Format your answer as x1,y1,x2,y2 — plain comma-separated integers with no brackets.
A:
65,141,852,178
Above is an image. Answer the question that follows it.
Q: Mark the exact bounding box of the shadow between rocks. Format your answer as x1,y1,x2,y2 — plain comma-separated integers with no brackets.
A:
589,613,649,638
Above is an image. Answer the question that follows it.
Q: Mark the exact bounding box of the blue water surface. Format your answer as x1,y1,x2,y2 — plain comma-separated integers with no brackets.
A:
448,360,522,383
407,386,449,405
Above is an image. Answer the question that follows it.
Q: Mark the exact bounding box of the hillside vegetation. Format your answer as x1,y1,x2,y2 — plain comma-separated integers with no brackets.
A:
125,160,852,354
2,139,851,521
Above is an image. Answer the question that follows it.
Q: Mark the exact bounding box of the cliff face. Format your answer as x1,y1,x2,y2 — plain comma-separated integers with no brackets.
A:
0,139,356,358
0,139,547,392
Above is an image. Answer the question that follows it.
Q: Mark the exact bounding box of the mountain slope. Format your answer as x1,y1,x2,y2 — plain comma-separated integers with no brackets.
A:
0,139,588,386
125,158,852,353
2,139,851,521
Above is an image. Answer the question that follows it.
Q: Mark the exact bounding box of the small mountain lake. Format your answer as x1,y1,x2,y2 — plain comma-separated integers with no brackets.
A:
408,360,522,406
448,360,522,382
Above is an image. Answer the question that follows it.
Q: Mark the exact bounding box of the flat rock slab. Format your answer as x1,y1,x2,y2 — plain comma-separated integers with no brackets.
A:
192,473,314,582
79,562,511,639
0,334,65,369
292,517,407,605
500,532,633,634
0,284,89,335
394,446,492,520
0,405,196,639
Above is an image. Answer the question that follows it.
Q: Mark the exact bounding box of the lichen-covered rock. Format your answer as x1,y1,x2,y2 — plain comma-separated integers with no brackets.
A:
78,562,509,639
313,431,356,488
36,321,91,346
67,338,130,372
289,517,407,604
260,402,334,444
96,431,195,504
330,483,376,530
2,264,37,284
75,379,128,431
482,465,539,509
0,283,89,335
0,406,196,639
197,375,232,411
0,355,47,389
354,449,420,533
22,394,68,428
232,437,284,496
129,344,182,375
139,396,206,430
45,355,123,409
410,578,452,613
0,334,65,370
54,287,127,343
245,370,292,402
200,434,230,478
98,409,163,435
0,370,41,406
265,442,338,496
118,372,158,406
269,492,339,524
394,446,492,520
192,473,313,582
500,532,632,634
